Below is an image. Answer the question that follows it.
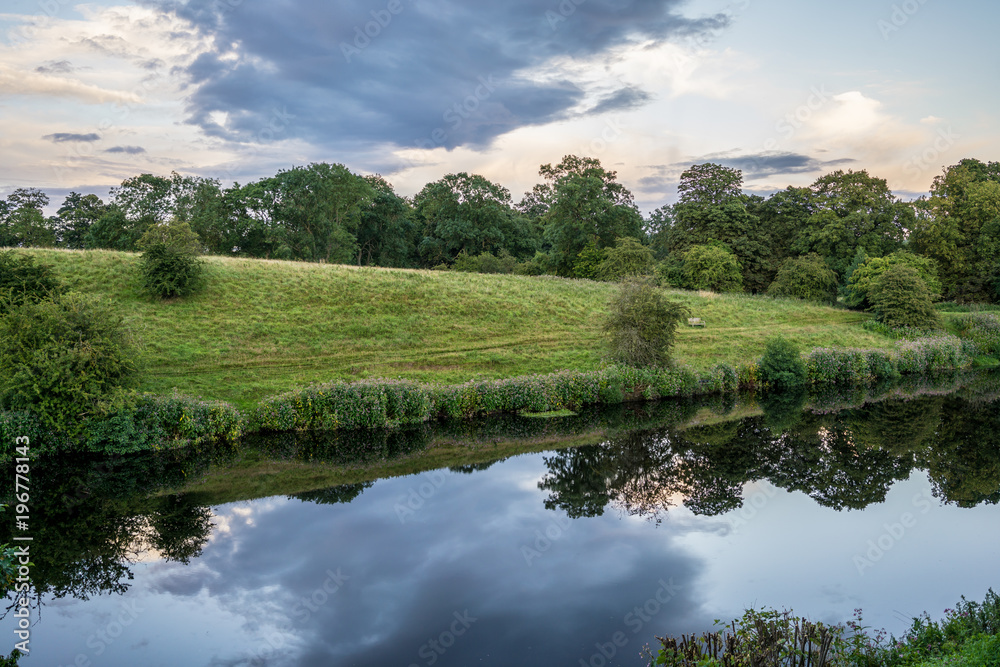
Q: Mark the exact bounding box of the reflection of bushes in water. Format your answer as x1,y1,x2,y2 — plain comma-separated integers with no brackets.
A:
240,424,432,466
449,461,503,474
846,396,943,456
760,386,807,433
290,482,374,505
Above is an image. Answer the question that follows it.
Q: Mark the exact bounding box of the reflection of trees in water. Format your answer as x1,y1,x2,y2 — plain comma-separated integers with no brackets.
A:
539,392,1000,521
290,482,374,505
5,386,999,606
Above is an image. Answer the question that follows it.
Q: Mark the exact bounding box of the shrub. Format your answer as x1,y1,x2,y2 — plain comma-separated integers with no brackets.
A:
870,265,942,330
845,251,942,309
140,243,204,299
597,237,655,281
655,254,687,289
0,250,63,312
0,293,141,431
682,243,743,293
138,219,205,299
136,219,203,254
954,312,1000,356
572,240,607,280
604,279,689,367
758,337,807,388
766,253,839,304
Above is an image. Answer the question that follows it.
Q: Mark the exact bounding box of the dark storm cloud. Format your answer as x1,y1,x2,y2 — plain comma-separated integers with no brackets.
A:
140,0,728,156
105,145,147,154
43,132,101,142
708,152,857,178
35,59,78,74
588,85,653,115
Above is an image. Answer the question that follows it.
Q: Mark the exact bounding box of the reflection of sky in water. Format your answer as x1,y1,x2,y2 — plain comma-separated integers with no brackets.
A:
9,454,1000,667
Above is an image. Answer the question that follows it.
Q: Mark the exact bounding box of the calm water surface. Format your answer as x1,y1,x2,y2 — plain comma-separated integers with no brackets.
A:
3,379,1000,666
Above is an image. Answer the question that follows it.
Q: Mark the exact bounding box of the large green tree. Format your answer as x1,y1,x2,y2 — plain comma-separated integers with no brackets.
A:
355,175,417,267
0,188,55,248
538,155,643,277
414,172,538,266
661,164,773,293
910,158,1000,302
55,192,105,249
792,170,912,279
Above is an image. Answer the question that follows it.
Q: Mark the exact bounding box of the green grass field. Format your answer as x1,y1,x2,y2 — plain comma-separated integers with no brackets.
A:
17,248,901,408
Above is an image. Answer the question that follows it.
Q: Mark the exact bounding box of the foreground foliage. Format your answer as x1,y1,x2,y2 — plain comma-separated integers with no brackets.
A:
0,293,140,431
647,589,1000,667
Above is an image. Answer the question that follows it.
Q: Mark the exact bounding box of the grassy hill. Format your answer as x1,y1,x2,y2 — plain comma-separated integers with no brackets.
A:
17,248,898,408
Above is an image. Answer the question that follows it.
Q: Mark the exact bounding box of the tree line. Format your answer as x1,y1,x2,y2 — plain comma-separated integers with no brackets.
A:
2,155,998,303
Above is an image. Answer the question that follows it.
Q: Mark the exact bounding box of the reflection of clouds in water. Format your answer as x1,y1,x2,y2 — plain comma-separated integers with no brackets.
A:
175,454,710,666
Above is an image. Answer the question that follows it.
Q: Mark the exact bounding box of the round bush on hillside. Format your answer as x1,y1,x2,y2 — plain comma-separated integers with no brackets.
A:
604,279,689,367
845,251,941,309
682,243,743,293
767,254,838,304
0,293,140,431
0,250,63,312
759,336,807,388
141,243,204,299
869,265,942,330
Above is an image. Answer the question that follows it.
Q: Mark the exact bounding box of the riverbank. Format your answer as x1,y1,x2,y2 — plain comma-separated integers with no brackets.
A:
2,249,997,464
16,248,897,407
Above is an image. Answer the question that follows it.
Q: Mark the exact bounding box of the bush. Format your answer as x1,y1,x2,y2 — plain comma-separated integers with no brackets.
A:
845,251,942,309
758,337,807,388
870,265,942,330
0,294,141,431
954,312,1000,356
138,219,205,299
766,253,839,304
597,237,655,281
572,240,607,280
604,279,689,367
656,254,687,288
136,219,203,254
0,250,63,312
140,243,204,299
682,243,743,293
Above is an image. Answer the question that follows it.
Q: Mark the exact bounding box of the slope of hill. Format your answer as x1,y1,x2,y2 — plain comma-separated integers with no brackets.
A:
19,248,895,408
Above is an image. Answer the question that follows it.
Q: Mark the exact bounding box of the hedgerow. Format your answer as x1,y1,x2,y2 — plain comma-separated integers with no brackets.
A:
806,335,970,384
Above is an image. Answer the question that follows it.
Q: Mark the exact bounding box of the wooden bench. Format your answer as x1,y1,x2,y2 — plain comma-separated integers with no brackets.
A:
687,317,706,327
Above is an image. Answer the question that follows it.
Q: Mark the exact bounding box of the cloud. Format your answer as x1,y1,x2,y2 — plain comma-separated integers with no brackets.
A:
105,145,147,154
588,85,652,115
142,0,728,154
43,132,102,143
0,64,143,104
35,60,80,74
693,152,858,178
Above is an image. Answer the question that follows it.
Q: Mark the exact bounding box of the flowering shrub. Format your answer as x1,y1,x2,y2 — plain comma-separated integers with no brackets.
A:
955,312,1000,357
806,335,970,385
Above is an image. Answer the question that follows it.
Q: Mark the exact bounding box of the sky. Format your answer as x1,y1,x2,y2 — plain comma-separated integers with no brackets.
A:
1,0,998,214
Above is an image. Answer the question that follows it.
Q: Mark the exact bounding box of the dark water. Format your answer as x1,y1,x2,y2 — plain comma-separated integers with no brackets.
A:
3,375,1000,666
